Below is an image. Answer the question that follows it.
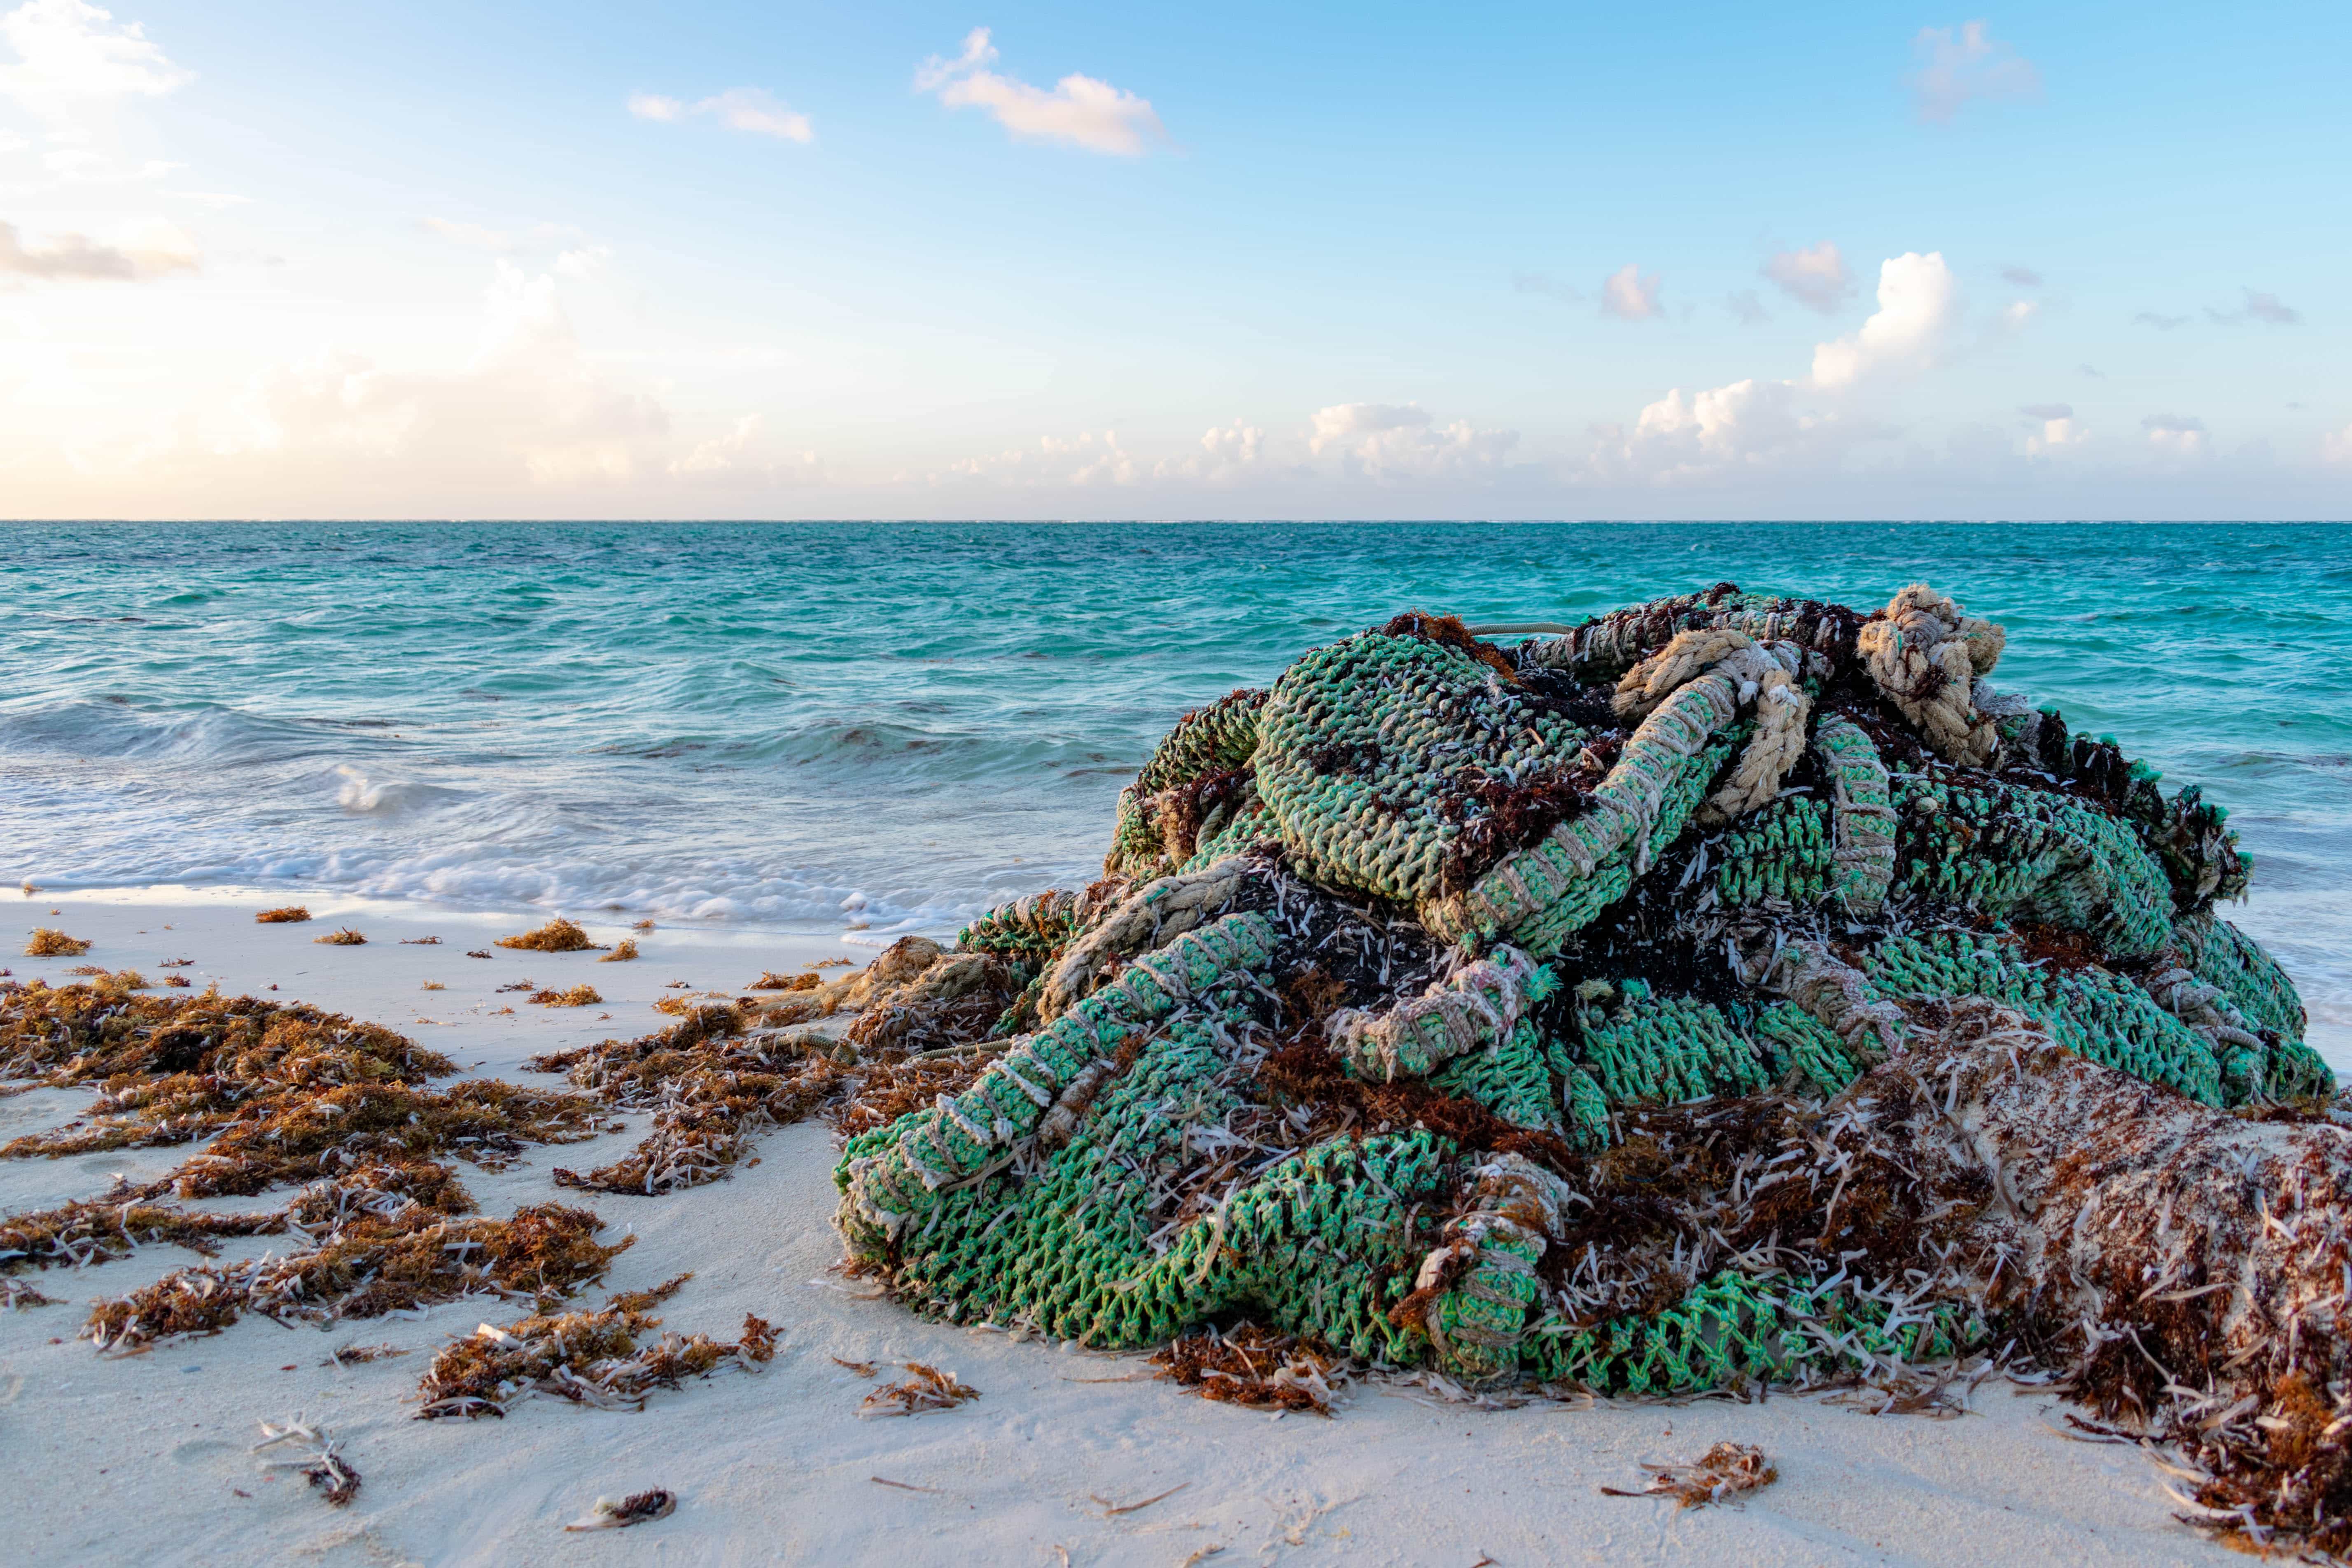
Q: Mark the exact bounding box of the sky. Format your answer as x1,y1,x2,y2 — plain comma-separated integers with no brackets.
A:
1,0,2346,520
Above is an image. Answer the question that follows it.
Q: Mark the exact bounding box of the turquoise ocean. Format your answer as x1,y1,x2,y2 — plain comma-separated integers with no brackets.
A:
4,522,2347,1049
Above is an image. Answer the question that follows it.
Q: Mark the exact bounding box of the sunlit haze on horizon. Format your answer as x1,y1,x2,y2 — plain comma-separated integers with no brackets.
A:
1,1,2345,520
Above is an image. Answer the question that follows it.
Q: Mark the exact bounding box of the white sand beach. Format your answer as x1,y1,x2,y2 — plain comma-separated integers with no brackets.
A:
0,887,2258,1567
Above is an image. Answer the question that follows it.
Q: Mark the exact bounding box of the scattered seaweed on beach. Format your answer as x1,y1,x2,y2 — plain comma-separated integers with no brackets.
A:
400,936,442,946
530,985,602,1008
4,1278,59,1308
496,919,604,953
1152,1325,1346,1416
165,975,190,988
24,929,89,957
326,1341,409,1366
0,1193,284,1273
415,1273,775,1418
314,927,366,946
565,1489,677,1531
86,1200,630,1349
467,949,492,959
255,908,311,924
598,939,639,964
748,971,815,991
1603,1442,1778,1509
538,1006,841,1195
0,981,629,1349
632,920,656,933
857,1363,978,1418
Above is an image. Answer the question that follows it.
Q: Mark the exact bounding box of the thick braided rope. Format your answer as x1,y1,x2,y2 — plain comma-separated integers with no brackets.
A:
1422,655,1750,954
1739,935,1907,1064
1612,629,1812,828
1856,585,2004,765
835,910,1280,1247
1813,714,1895,912
1328,945,1537,1080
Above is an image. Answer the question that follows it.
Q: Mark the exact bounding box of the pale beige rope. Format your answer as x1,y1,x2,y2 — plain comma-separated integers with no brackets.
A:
1611,628,1812,827
1035,859,1249,1020
1325,945,1536,1080
1856,585,2007,766
1737,931,1907,1063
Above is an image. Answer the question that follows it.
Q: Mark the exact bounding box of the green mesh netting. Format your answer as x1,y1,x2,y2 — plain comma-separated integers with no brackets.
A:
835,584,2322,1392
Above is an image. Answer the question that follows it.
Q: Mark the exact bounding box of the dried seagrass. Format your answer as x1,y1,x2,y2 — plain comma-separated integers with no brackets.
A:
0,983,626,1348
820,583,2347,1554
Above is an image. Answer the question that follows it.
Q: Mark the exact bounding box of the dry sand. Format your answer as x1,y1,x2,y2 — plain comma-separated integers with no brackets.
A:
0,887,2268,1566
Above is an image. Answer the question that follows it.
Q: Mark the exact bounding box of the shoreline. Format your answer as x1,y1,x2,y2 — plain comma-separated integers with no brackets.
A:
0,884,2257,1565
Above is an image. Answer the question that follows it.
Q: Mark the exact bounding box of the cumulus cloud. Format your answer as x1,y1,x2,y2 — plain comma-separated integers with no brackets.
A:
2207,287,2302,326
1590,378,1892,486
2020,403,2083,454
1809,251,1958,389
1907,21,2040,124
0,214,193,278
627,86,812,143
214,262,670,491
915,28,1164,156
2001,264,2043,287
1159,418,1269,481
0,0,188,118
1599,263,1661,320
2025,415,2086,453
2133,310,2188,330
2142,413,2207,457
1308,402,1517,479
1762,240,1854,313
670,413,777,476
2325,425,2352,466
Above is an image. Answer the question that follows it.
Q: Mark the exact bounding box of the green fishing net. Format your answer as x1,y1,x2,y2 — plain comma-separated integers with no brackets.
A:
838,586,2318,1393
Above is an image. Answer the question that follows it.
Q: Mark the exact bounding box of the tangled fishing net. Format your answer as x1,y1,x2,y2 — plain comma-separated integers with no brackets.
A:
817,582,2352,1553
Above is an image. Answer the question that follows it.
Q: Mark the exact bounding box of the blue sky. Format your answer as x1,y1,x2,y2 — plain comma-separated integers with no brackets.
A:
2,0,2345,518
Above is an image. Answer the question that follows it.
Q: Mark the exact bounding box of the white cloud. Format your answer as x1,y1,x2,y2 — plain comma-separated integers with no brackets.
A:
2025,413,2086,453
1762,240,1854,313
1999,298,2037,331
2133,310,2188,330
628,86,812,143
672,413,760,474
208,262,670,490
1599,263,1661,320
2207,287,2302,326
0,0,188,118
1592,378,1889,484
916,28,1164,156
2324,425,2352,466
0,214,193,279
2143,413,2207,457
1161,418,1268,480
1308,401,1516,479
1809,252,1958,389
1907,21,2040,124
2000,264,2043,287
